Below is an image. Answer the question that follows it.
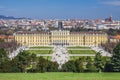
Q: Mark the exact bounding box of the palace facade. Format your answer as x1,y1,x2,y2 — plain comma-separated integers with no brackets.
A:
14,30,108,46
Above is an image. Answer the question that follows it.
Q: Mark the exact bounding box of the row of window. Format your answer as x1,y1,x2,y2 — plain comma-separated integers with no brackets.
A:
17,39,105,43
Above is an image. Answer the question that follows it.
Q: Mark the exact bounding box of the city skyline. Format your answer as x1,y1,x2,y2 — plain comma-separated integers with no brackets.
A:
0,0,120,20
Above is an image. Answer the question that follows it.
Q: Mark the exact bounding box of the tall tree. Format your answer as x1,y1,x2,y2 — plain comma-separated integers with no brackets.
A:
27,53,37,72
62,60,76,72
11,51,31,73
47,61,58,72
0,39,4,43
37,57,47,73
0,48,10,72
111,42,120,72
94,52,104,72
86,57,97,72
75,57,84,72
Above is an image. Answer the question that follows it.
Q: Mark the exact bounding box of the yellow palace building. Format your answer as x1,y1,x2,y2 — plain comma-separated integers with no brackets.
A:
14,30,108,46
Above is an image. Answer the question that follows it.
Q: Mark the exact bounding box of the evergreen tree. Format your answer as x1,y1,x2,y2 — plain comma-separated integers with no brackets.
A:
75,57,84,72
11,51,31,73
37,57,47,73
0,48,9,61
86,57,97,72
111,42,120,72
30,53,37,69
104,61,112,72
0,39,4,42
47,61,58,72
94,52,104,72
10,58,21,72
62,60,76,72
0,48,10,72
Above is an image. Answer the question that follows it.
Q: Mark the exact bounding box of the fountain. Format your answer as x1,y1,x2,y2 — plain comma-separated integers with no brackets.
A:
52,46,70,69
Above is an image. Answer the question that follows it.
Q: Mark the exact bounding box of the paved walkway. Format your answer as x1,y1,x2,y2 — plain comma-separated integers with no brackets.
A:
27,48,91,50
26,48,92,51
91,46,112,57
37,54,52,56
67,49,92,50
69,54,95,56
9,46,27,59
37,54,95,57
26,48,52,50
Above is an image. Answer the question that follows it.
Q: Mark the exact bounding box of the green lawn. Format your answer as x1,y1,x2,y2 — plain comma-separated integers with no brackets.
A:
68,50,96,54
67,46,91,49
0,73,120,80
30,46,53,49
43,56,52,61
70,56,95,61
70,56,81,60
25,50,53,54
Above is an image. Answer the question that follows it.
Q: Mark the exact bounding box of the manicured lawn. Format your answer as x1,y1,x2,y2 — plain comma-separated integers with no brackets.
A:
25,50,53,54
67,46,91,49
68,50,96,54
70,56,95,60
30,46,53,49
0,73,120,80
43,56,52,61
70,56,81,60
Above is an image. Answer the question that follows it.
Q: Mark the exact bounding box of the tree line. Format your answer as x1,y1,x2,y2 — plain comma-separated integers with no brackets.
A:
0,43,120,73
0,41,20,53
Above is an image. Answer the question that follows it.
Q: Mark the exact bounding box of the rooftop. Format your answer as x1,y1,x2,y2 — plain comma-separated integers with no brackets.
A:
110,35,120,39
15,31,106,35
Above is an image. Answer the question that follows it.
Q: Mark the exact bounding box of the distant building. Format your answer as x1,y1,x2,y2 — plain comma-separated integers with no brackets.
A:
109,35,120,43
105,15,112,22
0,35,14,42
58,21,63,30
96,24,107,30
